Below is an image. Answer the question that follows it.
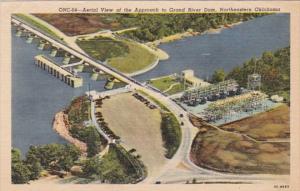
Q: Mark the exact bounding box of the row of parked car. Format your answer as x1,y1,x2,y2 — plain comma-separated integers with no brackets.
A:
95,96,111,108
95,106,120,140
132,93,157,110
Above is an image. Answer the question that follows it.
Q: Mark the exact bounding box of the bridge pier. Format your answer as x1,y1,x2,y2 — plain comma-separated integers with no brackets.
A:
37,40,51,50
15,28,27,37
15,30,22,37
62,54,80,65
15,27,31,37
91,67,106,81
50,45,67,57
49,48,58,57
26,34,34,44
25,33,40,44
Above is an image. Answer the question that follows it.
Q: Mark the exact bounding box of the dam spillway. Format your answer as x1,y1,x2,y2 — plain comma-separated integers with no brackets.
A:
35,55,83,88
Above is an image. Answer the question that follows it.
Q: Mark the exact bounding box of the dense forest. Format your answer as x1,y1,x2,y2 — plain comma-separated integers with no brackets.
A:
226,47,290,101
35,13,268,40
120,13,268,41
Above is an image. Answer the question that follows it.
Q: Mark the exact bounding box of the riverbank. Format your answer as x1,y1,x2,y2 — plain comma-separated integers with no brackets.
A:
147,21,243,48
52,111,87,153
127,58,159,77
203,21,243,35
146,30,200,47
140,43,169,60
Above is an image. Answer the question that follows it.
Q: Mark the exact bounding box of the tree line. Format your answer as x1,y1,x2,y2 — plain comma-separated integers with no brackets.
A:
119,13,268,42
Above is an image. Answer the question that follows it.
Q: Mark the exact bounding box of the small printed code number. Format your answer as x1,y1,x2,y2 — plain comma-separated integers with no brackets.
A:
274,185,289,189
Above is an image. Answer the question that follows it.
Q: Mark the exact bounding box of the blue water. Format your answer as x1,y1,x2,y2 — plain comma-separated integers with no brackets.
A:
134,14,290,81
12,13,290,155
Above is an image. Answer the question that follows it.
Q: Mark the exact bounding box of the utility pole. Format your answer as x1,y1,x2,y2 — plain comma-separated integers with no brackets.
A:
88,83,91,122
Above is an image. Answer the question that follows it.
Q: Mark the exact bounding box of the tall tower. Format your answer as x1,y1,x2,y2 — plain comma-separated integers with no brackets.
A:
247,59,261,91
247,73,261,91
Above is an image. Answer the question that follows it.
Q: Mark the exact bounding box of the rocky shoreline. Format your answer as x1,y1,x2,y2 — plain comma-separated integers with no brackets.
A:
52,111,87,153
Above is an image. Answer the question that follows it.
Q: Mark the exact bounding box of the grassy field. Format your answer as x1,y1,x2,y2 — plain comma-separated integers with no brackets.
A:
77,37,157,74
219,104,290,141
14,14,62,40
165,83,185,95
108,41,157,74
99,93,167,177
190,116,290,174
149,75,178,91
149,75,186,95
76,37,129,61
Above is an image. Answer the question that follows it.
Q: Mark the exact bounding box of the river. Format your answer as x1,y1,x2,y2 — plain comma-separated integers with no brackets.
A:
12,13,289,155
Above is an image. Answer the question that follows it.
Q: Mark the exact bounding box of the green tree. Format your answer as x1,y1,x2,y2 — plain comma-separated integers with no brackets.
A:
27,161,42,180
211,69,226,83
86,127,101,157
82,157,103,179
11,149,31,184
25,144,80,171
58,144,81,171
262,51,275,64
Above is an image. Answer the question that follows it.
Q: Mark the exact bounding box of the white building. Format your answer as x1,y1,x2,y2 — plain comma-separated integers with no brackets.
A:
181,69,210,88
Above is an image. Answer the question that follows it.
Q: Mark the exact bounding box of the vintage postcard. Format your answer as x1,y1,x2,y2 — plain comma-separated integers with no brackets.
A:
0,1,300,191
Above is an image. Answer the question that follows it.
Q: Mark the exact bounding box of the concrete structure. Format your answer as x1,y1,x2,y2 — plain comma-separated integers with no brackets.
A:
181,69,209,88
35,55,83,88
